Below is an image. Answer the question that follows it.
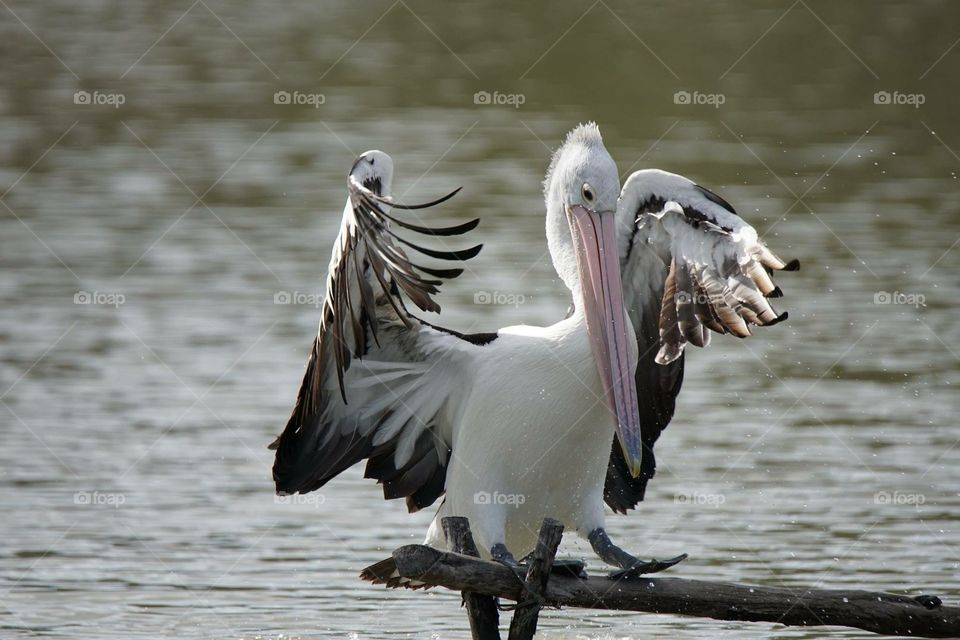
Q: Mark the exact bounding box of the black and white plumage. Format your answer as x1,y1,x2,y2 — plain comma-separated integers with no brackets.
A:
272,127,797,578
605,169,797,513
271,150,484,511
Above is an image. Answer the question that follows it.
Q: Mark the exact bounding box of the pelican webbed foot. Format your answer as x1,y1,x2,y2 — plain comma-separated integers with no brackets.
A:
588,527,687,579
607,555,688,579
491,544,587,579
490,543,521,571
544,558,588,579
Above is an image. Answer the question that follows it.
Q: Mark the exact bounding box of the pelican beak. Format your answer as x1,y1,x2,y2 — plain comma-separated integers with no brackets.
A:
567,204,643,478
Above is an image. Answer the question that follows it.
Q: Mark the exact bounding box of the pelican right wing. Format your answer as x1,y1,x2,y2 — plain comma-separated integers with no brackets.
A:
271,162,487,512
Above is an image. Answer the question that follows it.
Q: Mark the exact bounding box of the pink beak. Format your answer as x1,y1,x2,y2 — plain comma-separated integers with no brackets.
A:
567,204,643,478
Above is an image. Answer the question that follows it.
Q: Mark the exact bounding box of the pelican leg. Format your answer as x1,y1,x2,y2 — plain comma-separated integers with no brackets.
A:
588,527,687,579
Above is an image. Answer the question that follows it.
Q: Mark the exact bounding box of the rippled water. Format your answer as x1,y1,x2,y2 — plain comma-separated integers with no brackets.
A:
1,1,958,638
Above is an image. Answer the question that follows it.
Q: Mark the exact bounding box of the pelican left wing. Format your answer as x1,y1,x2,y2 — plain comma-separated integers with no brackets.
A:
605,169,798,512
271,163,485,512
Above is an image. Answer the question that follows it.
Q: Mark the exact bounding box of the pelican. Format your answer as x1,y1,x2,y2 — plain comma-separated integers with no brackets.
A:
271,123,797,579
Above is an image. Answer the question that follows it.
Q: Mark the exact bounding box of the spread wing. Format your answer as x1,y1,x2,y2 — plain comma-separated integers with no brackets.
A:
271,169,488,512
604,169,798,513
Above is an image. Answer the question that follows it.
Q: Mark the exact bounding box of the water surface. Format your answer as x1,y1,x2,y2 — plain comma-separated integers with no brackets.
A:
1,1,958,638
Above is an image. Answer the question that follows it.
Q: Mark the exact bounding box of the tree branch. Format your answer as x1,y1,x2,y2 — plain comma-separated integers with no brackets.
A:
361,544,959,638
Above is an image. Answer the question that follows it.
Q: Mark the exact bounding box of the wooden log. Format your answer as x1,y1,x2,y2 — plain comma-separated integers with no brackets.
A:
441,517,501,640
507,518,563,640
380,544,959,638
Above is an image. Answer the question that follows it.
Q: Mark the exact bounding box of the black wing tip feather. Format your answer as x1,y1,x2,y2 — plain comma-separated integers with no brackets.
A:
383,186,463,210
271,385,448,507
272,421,366,496
603,439,656,514
415,265,465,279
383,211,480,237
343,175,481,334
400,238,483,262
364,430,449,512
350,179,481,311
271,441,325,495
694,183,737,214
783,258,801,271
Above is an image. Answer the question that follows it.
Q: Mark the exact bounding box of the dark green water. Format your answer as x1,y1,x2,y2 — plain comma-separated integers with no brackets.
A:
1,1,958,637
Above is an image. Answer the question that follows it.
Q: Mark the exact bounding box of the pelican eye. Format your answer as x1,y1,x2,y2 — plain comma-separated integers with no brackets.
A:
367,157,375,165
581,183,595,203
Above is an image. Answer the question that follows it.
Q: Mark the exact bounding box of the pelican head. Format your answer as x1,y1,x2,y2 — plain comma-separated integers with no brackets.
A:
544,123,643,477
350,150,394,196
